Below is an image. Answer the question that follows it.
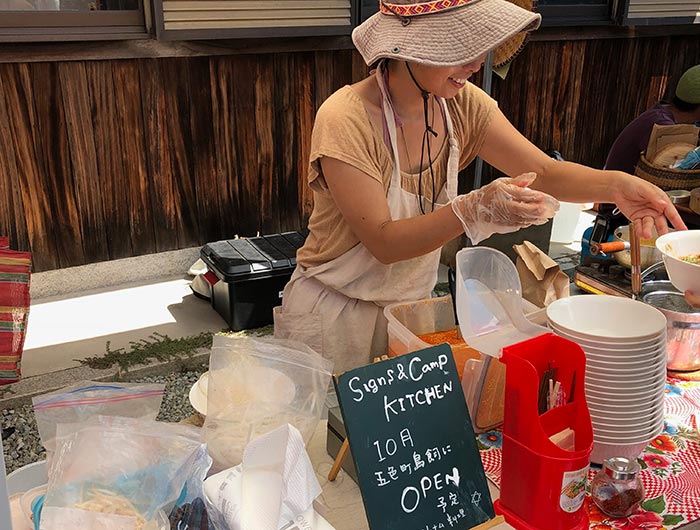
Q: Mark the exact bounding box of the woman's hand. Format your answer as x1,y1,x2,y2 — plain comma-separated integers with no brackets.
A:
685,290,700,308
608,172,687,238
451,172,560,244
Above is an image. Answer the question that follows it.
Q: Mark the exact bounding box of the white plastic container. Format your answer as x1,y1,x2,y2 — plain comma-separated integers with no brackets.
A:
384,294,544,432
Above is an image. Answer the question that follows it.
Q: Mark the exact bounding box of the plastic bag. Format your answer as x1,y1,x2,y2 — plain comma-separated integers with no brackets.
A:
203,336,333,471
167,462,214,530
39,416,211,530
33,381,165,466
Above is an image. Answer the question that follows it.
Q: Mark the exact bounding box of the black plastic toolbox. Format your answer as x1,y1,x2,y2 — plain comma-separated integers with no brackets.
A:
200,230,308,331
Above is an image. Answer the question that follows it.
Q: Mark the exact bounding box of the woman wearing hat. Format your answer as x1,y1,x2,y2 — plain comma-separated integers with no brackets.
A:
274,0,686,372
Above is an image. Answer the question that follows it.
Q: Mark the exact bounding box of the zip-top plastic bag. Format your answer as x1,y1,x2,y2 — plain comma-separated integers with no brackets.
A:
39,416,211,530
32,381,165,466
204,336,333,471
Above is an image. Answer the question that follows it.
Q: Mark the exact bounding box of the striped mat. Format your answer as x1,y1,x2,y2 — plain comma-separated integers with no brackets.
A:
0,237,31,385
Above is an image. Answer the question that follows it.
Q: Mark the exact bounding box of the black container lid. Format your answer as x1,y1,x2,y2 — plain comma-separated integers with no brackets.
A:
248,236,291,269
263,234,299,267
201,231,308,281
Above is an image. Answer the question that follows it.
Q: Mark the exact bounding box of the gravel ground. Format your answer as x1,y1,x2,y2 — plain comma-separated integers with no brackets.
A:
2,368,207,475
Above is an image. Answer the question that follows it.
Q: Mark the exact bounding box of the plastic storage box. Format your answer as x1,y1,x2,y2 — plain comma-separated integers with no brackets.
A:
384,295,545,432
200,231,307,331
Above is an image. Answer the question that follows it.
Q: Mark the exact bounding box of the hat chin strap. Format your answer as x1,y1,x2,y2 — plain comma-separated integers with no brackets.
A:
402,62,439,215
406,63,438,138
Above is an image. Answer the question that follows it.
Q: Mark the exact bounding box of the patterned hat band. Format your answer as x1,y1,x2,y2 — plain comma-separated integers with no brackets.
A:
380,0,474,17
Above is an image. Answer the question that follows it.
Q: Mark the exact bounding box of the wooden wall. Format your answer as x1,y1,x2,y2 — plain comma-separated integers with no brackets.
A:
485,34,700,182
0,34,698,272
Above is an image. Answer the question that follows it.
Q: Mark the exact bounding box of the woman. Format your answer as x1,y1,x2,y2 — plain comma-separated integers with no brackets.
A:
274,0,686,372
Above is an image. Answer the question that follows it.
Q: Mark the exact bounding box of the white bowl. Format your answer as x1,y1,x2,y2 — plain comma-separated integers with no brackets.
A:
188,372,209,416
588,403,664,417
585,381,664,398
593,421,663,439
591,439,649,465
586,387,664,403
587,394,664,410
656,230,700,293
584,351,665,367
592,417,664,434
547,296,667,342
590,408,664,428
586,357,666,375
586,370,665,389
594,421,663,443
548,321,665,348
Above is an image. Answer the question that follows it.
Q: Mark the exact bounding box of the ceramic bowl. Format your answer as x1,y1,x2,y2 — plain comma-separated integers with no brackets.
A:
590,439,650,465
549,323,666,350
547,316,665,346
656,230,700,293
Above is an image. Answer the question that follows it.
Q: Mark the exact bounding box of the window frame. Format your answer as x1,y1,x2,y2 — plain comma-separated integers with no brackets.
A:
150,0,356,41
0,0,147,42
535,2,616,26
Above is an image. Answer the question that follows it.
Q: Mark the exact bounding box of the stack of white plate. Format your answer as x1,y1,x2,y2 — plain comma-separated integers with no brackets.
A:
546,295,667,464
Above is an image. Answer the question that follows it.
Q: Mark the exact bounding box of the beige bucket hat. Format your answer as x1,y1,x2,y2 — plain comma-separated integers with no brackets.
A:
352,0,541,68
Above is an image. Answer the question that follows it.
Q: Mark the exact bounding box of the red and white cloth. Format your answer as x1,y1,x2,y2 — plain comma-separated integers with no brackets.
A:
479,377,700,529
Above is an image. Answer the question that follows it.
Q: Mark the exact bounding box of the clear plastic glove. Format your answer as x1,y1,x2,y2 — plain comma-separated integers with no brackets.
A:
451,172,560,244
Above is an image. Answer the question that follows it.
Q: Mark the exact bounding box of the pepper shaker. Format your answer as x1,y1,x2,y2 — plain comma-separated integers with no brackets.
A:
590,457,645,518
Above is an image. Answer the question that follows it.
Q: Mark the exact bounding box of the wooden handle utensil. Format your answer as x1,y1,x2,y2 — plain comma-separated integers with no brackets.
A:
630,223,642,298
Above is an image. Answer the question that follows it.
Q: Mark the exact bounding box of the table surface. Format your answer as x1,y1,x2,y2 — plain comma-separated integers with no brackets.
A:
307,420,512,530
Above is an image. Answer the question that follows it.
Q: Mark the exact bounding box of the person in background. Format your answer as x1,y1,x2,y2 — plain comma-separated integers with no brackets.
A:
605,65,700,175
274,0,686,373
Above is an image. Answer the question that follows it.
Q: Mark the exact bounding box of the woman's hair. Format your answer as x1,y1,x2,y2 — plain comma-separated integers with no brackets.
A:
672,95,700,113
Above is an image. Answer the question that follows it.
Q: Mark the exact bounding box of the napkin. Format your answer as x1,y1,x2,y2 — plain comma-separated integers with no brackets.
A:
204,424,325,530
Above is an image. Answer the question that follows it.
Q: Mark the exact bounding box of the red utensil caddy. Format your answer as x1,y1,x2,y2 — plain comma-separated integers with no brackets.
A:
495,333,593,530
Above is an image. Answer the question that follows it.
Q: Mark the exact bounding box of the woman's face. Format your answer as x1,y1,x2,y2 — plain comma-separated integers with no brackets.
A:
408,55,487,98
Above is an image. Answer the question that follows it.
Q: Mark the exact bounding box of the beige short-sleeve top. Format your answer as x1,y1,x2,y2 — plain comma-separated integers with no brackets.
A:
296,81,498,268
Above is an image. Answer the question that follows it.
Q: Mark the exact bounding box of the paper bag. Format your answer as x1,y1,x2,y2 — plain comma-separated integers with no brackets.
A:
646,123,700,164
513,241,569,308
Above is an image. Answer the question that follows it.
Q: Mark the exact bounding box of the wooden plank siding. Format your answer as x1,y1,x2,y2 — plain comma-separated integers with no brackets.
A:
0,35,697,271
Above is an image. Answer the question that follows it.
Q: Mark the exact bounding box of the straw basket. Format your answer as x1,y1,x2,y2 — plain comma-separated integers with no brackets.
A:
635,153,700,191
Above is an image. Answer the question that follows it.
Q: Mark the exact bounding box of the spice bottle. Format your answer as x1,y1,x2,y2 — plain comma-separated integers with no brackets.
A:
590,457,645,518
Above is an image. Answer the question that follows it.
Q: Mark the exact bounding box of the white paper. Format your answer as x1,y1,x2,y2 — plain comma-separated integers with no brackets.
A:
204,424,324,530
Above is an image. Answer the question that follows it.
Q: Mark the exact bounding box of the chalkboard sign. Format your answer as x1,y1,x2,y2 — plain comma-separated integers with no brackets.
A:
335,344,495,530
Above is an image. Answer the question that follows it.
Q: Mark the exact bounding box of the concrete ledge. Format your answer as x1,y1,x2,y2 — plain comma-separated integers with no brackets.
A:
31,247,201,300
0,348,210,411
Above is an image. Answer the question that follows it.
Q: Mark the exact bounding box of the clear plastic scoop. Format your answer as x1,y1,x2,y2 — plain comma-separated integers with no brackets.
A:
455,247,550,358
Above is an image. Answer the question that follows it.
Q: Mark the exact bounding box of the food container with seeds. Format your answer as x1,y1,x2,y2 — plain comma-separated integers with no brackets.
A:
590,457,645,518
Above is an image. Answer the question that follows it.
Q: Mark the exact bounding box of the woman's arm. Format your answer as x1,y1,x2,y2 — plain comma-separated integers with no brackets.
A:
322,156,557,263
478,108,687,237
321,157,464,264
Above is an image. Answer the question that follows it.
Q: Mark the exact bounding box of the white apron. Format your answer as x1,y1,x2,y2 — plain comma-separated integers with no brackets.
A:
274,68,461,372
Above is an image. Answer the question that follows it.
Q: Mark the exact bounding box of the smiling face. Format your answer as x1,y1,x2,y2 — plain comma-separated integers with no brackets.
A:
407,55,487,98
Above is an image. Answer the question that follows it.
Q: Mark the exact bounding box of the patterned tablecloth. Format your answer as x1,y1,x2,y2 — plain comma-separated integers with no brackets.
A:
478,377,700,530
